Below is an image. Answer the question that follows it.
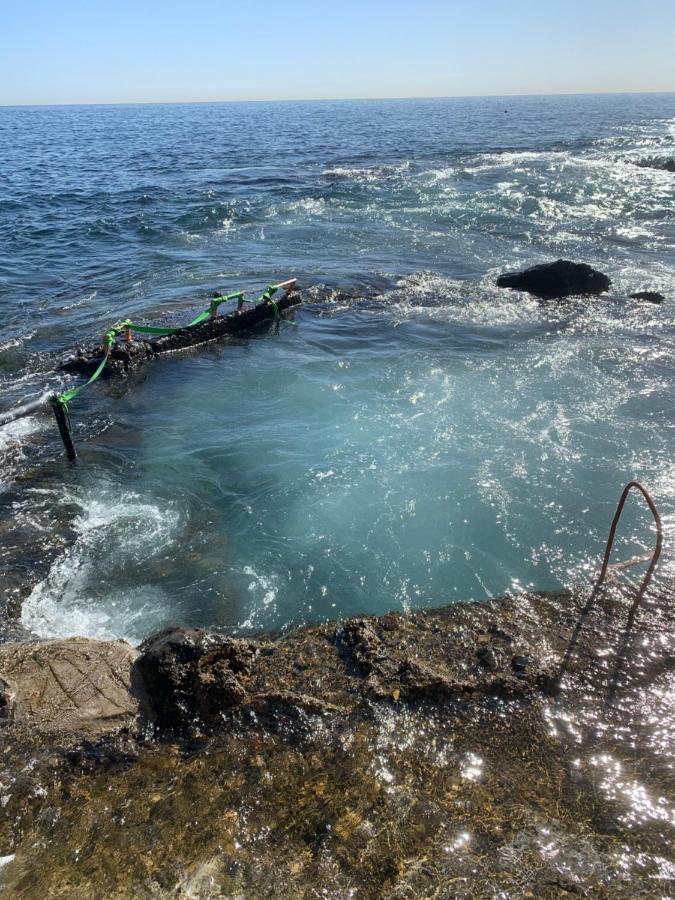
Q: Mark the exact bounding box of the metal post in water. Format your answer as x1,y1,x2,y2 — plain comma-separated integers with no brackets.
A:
49,395,77,461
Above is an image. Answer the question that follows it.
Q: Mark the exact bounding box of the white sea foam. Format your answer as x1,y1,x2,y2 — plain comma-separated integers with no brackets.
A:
322,161,412,182
0,416,46,492
21,583,170,645
236,565,278,630
0,338,23,354
20,489,181,644
288,197,327,215
0,416,43,454
379,271,542,326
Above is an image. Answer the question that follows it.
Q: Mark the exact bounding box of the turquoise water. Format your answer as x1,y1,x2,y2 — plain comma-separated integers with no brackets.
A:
1,95,674,642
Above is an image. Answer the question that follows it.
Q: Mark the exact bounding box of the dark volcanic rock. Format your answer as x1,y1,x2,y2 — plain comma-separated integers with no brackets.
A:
629,291,665,304
496,259,611,299
335,613,554,702
61,339,156,378
511,654,530,677
136,627,259,733
635,157,675,173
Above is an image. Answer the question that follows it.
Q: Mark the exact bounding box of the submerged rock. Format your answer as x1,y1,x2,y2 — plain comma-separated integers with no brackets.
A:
0,638,140,737
635,157,675,173
496,259,611,299
629,290,665,304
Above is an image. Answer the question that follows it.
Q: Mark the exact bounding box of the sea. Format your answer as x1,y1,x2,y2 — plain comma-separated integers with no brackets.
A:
0,93,674,644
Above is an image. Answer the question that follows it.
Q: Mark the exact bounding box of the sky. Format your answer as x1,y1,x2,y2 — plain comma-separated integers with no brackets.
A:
1,0,675,106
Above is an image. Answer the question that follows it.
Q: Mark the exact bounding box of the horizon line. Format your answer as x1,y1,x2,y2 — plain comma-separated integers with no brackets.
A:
2,88,675,110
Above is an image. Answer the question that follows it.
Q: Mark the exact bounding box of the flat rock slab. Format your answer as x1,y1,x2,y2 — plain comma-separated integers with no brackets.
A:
0,638,139,737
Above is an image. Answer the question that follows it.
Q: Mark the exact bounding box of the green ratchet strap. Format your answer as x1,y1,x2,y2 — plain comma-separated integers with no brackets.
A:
54,285,295,428
207,284,296,324
122,291,247,335
261,284,297,326
209,291,246,320
55,329,117,429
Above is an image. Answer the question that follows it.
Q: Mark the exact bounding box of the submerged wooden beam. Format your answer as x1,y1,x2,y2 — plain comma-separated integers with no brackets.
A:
0,392,77,460
0,288,300,460
60,289,300,379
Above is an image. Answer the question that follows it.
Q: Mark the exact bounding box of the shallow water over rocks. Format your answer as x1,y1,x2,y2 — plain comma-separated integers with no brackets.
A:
2,95,675,644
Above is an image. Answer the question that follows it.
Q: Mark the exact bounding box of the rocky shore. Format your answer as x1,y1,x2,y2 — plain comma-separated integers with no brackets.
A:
0,576,673,898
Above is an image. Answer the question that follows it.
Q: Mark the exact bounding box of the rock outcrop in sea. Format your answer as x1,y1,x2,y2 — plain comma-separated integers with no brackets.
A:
635,157,675,173
496,259,611,299
630,290,666,304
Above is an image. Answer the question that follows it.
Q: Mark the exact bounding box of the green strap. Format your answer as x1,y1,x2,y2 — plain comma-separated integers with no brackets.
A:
210,291,246,313
56,332,117,429
261,285,297,326
55,286,294,425
59,333,115,404
123,291,247,335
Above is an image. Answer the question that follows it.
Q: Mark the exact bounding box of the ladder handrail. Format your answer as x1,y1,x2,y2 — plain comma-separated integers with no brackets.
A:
594,480,662,606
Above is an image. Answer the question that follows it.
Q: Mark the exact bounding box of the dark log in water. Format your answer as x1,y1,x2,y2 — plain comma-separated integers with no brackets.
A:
60,290,301,379
0,392,53,428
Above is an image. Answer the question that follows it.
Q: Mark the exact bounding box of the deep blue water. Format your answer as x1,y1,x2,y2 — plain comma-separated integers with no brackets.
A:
1,94,674,642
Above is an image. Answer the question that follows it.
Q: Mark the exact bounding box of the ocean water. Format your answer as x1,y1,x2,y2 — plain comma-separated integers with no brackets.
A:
1,94,674,644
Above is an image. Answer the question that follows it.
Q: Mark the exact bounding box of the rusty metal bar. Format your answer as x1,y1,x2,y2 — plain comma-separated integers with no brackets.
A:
593,480,662,607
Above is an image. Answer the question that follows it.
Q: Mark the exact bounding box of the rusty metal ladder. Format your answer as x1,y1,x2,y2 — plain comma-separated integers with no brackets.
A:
559,481,664,685
594,480,663,605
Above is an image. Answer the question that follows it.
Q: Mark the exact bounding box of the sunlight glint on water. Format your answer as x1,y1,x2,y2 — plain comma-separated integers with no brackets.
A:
0,95,672,642
20,281,675,643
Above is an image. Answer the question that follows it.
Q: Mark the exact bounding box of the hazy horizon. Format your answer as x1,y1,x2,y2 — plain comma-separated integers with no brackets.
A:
2,89,675,111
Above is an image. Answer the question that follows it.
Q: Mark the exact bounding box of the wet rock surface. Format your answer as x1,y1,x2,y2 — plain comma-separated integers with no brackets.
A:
635,157,675,173
0,638,141,737
334,614,557,701
496,259,611,299
0,579,673,897
136,628,260,734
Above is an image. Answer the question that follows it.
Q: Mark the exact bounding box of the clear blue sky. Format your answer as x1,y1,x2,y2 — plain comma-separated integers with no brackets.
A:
2,0,675,105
